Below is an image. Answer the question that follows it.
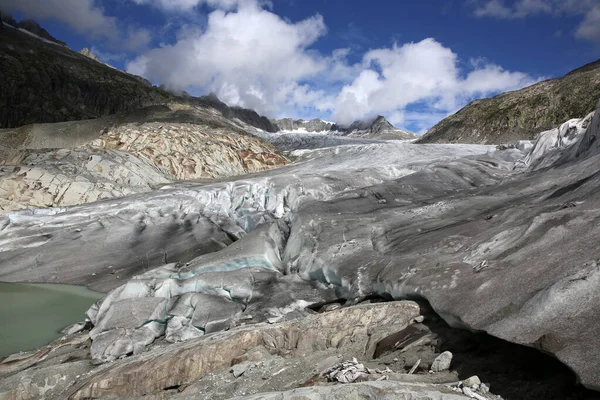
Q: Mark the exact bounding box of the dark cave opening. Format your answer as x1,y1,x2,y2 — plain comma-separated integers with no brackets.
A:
414,301,600,400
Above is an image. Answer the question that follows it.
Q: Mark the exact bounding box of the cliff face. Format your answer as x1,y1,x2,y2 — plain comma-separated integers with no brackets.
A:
418,59,600,144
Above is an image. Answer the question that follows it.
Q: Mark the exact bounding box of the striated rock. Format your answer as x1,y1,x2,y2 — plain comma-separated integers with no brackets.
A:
419,59,600,144
66,302,421,398
0,106,288,212
91,122,287,181
0,147,169,212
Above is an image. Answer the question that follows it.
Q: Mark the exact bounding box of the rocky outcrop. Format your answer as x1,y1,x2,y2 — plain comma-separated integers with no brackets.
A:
0,147,169,212
0,105,288,212
91,122,287,180
234,381,480,400
419,59,600,144
1,297,588,399
79,47,100,62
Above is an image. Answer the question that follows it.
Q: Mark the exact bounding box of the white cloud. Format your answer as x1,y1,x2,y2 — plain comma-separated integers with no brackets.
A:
470,0,600,45
126,2,329,116
129,6,536,130
331,38,536,125
0,0,151,50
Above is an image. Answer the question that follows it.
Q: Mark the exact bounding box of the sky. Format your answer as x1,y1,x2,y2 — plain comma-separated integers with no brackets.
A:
1,0,600,133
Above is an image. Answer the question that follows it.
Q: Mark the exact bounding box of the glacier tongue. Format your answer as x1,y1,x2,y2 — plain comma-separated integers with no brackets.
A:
3,107,600,390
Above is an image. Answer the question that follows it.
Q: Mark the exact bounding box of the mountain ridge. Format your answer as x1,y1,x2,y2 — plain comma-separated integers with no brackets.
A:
274,115,418,140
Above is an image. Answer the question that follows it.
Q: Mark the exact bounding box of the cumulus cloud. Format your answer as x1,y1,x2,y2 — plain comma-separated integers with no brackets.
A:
331,39,536,126
127,1,536,131
126,1,330,116
0,0,151,50
470,0,600,45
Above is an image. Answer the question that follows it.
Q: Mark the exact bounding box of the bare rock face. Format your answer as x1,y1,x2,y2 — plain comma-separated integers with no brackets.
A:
69,301,422,399
0,147,169,212
0,107,288,212
91,122,287,181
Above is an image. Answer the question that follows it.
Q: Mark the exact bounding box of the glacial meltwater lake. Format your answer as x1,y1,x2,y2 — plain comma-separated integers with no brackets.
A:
0,282,103,358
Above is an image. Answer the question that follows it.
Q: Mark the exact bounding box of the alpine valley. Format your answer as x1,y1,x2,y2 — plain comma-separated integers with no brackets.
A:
1,11,600,400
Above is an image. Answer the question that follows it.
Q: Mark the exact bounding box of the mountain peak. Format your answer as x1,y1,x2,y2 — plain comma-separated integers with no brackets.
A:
80,48,100,62
346,115,417,140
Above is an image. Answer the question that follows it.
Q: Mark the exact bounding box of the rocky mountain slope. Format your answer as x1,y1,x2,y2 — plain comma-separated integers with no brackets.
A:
0,18,277,132
0,104,287,212
418,59,600,144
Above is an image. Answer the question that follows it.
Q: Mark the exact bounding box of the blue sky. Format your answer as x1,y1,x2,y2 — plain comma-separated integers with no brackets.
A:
2,0,600,132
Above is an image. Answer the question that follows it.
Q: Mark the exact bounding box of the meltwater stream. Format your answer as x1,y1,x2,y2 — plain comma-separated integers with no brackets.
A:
0,282,103,358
